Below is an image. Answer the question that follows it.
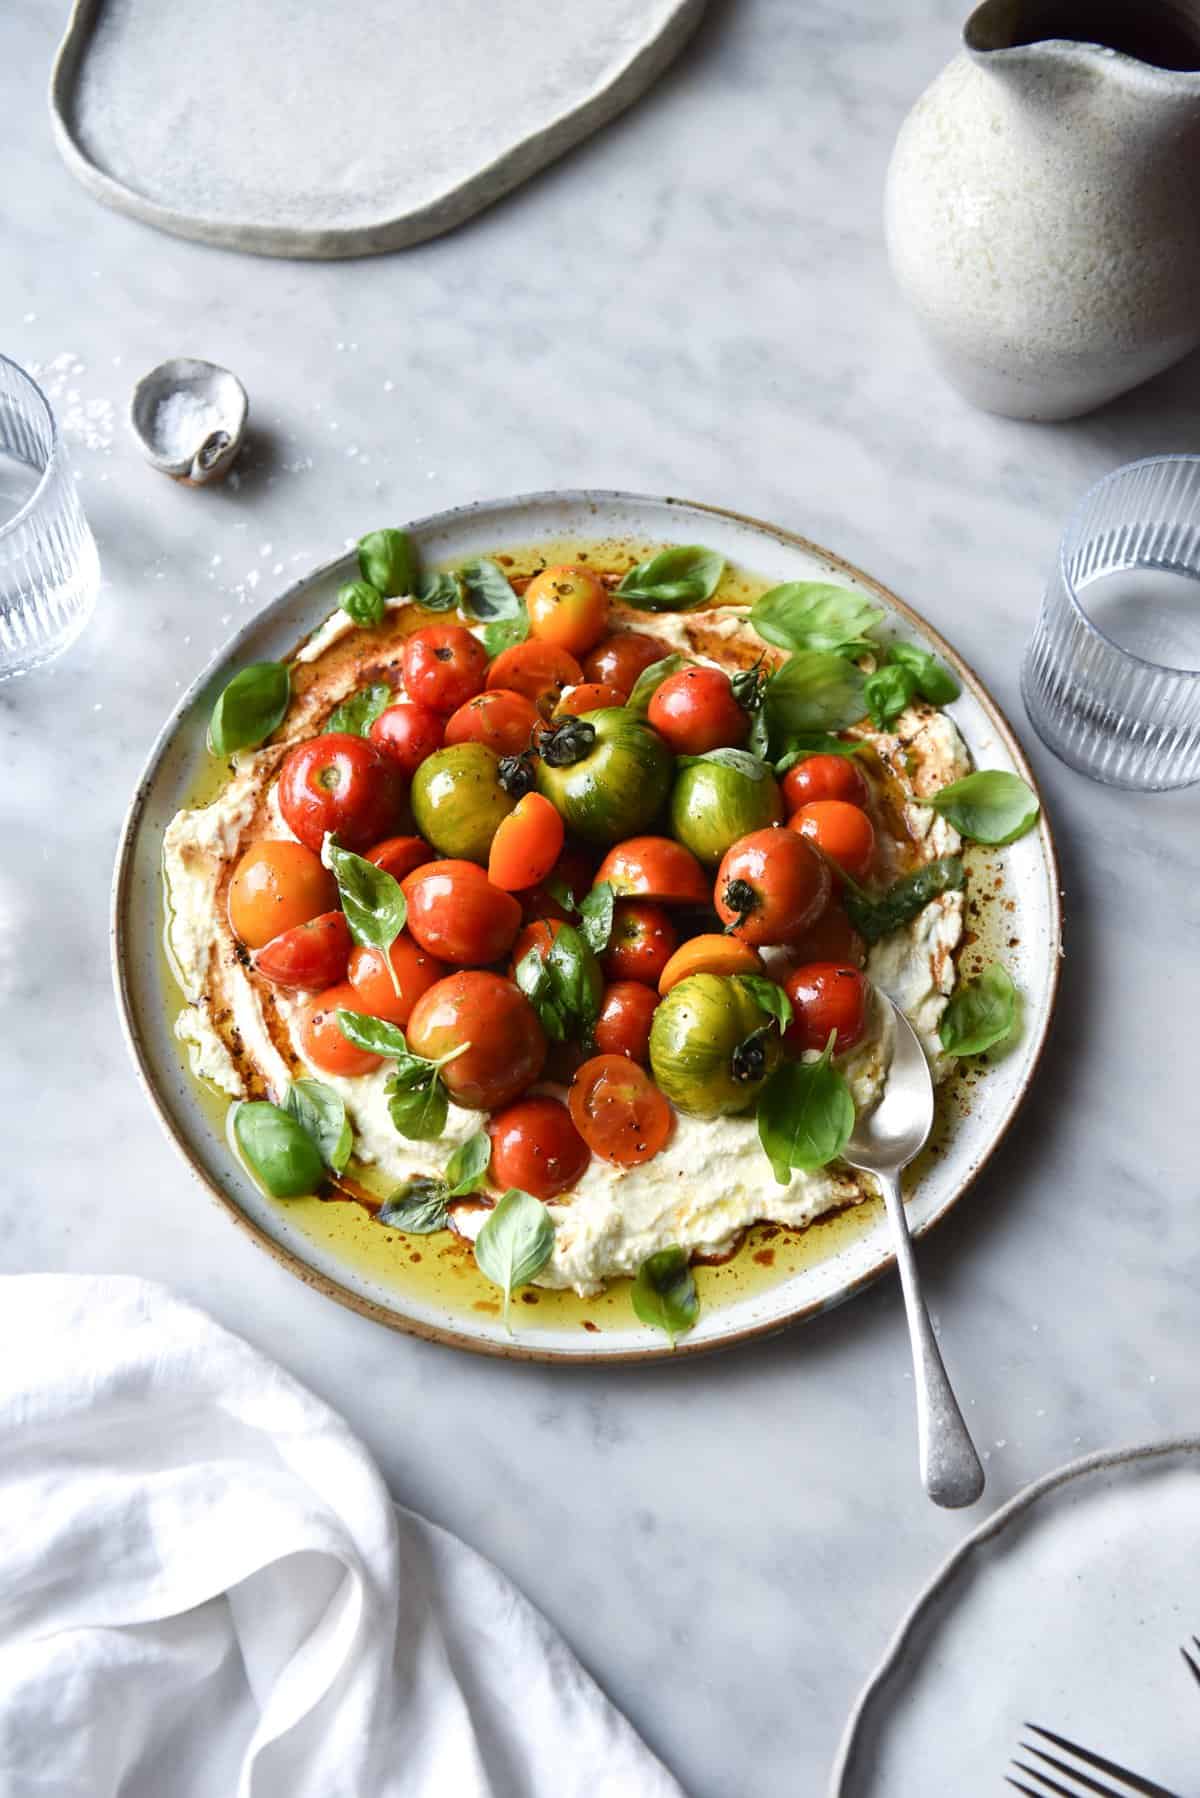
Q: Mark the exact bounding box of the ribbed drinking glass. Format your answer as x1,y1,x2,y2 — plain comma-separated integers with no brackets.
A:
0,353,99,679
1021,455,1200,789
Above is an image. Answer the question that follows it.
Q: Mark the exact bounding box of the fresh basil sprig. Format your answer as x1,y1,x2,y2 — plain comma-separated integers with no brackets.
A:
888,641,960,705
481,610,530,658
578,882,616,955
679,747,772,781
756,1031,855,1184
515,924,603,1044
939,963,1019,1057
338,579,386,629
324,682,392,738
208,662,290,758
232,1100,325,1198
627,653,687,713
736,975,793,1033
335,1008,469,1142
751,582,884,655
325,839,407,996
284,1079,352,1174
617,546,725,612
926,771,1040,846
842,856,965,943
751,650,867,757
379,1176,450,1233
417,571,461,612
474,1188,556,1327
864,661,919,730
358,527,417,597
459,558,523,621
632,1246,699,1344
445,1129,492,1196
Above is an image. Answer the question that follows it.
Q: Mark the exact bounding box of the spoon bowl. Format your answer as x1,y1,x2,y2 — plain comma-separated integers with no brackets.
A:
844,1001,935,1173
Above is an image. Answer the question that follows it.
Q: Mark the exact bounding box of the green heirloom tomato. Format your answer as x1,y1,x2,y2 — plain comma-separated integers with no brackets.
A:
410,742,516,863
648,973,781,1119
233,1101,325,1198
669,757,783,867
534,709,674,846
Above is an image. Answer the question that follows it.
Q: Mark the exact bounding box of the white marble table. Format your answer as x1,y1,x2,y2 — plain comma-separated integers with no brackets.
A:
6,2,1200,1791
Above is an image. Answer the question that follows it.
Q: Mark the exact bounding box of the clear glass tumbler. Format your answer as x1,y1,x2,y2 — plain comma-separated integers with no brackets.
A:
0,353,99,679
1021,456,1200,790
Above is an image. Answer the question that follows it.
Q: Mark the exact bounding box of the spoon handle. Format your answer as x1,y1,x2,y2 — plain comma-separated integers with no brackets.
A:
878,1170,985,1510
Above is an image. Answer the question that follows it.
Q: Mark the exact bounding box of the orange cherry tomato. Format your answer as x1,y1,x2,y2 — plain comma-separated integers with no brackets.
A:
255,910,352,990
714,828,831,946
593,836,709,905
277,734,407,854
582,631,666,696
487,1095,590,1199
784,962,868,1055
228,840,337,950
603,901,677,986
368,702,445,779
298,981,384,1078
401,624,488,714
790,800,876,880
519,843,598,923
486,641,583,712
443,688,541,757
402,861,522,966
656,932,765,996
510,917,564,974
406,971,546,1109
552,682,627,716
568,1054,674,1167
347,931,447,1026
785,898,866,969
594,980,659,1063
524,565,610,657
364,835,435,884
781,752,868,811
487,792,565,892
647,666,748,756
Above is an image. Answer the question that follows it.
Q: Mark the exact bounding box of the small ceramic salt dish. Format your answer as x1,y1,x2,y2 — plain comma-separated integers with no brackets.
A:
130,358,247,484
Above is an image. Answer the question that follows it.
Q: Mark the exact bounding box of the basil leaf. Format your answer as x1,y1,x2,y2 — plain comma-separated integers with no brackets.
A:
386,1074,449,1142
209,661,290,758
232,1100,324,1198
751,582,885,654
631,1245,699,1343
547,925,602,1040
578,881,615,954
326,840,407,954
338,579,386,628
617,546,725,612
416,570,461,612
324,681,392,738
773,734,868,772
482,608,530,659
336,1008,410,1058
547,877,580,916
515,947,565,1042
474,1187,556,1327
460,558,522,620
888,641,961,705
284,1079,352,1174
626,653,687,714
843,856,965,943
756,1034,855,1182
864,662,919,730
378,1175,449,1233
736,975,793,1033
939,963,1019,1057
445,1129,491,1197
762,652,866,750
679,747,771,781
358,527,417,597
926,770,1040,846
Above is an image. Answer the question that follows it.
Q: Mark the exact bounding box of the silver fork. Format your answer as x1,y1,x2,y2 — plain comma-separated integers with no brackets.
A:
1180,1635,1200,1690
1007,1723,1182,1798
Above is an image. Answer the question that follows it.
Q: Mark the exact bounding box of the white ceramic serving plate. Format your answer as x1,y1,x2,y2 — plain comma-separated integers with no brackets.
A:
112,491,1062,1361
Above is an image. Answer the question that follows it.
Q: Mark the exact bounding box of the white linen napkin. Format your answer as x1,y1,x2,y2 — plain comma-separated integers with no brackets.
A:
0,1275,683,1798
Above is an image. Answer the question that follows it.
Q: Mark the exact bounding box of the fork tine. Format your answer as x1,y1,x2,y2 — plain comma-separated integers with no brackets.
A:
1026,1725,1181,1798
1181,1637,1200,1689
1007,1775,1055,1797
1012,1756,1093,1798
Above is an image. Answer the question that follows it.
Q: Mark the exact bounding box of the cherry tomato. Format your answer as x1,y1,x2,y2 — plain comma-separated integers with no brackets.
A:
488,792,565,892
510,918,564,973
714,828,831,946
656,932,764,996
603,901,677,986
519,843,598,924
407,971,545,1109
443,688,540,757
277,733,406,854
594,981,659,1063
298,981,384,1078
364,835,435,883
568,1054,674,1167
593,836,709,905
524,565,610,657
486,640,583,713
647,665,748,756
790,800,876,880
402,860,522,966
401,624,488,714
228,840,337,949
781,752,868,811
487,1095,590,1199
255,910,352,990
347,931,447,1026
784,962,868,1055
368,702,445,778
552,682,627,717
785,898,866,969
582,631,666,696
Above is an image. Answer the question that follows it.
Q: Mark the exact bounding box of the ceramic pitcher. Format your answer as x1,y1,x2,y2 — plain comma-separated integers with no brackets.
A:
886,0,1200,420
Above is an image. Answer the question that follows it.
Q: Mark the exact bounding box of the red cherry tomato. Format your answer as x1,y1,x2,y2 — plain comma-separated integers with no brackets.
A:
647,665,748,756
255,910,352,990
552,682,628,716
593,836,710,905
602,901,677,986
784,962,868,1055
790,800,876,880
347,932,447,1026
524,565,610,657
368,702,445,778
486,641,583,712
227,840,337,949
364,835,435,883
714,828,831,946
519,843,598,923
277,733,406,854
401,624,488,714
781,752,868,811
785,898,866,969
487,792,565,892
582,632,666,696
487,1095,590,1199
594,981,659,1064
298,981,384,1078
402,860,522,966
443,688,541,757
568,1054,674,1167
406,971,545,1109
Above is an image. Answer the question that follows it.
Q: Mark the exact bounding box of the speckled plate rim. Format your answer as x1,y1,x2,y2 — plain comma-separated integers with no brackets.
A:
111,489,1062,1363
827,1435,1200,1794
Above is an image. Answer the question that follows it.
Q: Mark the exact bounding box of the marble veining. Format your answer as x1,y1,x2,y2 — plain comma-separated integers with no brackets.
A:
4,1,1200,1792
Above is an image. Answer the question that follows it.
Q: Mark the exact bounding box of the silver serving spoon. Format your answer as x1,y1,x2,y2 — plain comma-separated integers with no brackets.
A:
842,996,985,1509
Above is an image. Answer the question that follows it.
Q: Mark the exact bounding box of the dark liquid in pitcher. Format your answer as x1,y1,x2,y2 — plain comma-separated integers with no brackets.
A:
992,1,1200,68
